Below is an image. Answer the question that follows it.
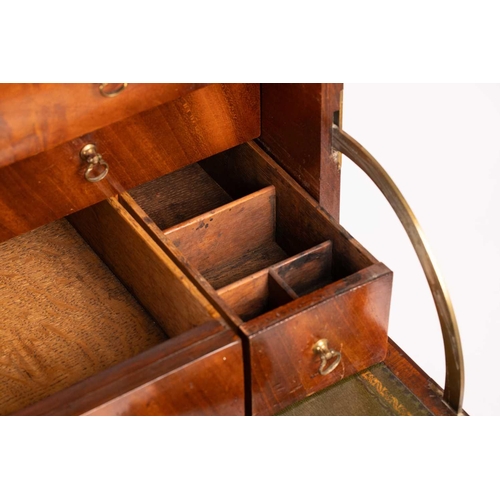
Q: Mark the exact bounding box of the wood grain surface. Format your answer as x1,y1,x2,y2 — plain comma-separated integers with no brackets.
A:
17,321,245,416
163,186,288,289
129,163,233,230
118,192,244,329
272,241,333,296
0,84,260,243
218,269,295,322
0,83,210,168
243,263,393,415
200,141,376,279
68,197,219,337
0,219,166,415
258,83,343,219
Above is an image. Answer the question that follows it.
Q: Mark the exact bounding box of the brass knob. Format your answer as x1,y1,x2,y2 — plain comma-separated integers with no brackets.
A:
312,339,341,376
80,144,109,183
99,83,128,98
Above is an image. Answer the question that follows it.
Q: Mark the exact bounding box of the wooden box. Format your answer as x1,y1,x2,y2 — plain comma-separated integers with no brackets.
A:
1,83,446,416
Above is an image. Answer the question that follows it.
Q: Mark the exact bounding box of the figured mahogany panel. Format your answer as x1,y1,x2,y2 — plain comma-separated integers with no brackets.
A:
258,83,343,219
244,263,393,415
0,84,260,243
17,321,245,416
0,83,210,168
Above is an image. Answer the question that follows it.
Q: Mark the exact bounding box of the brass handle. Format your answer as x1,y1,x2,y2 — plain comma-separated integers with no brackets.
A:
331,124,465,414
99,83,128,98
80,144,109,183
312,339,342,376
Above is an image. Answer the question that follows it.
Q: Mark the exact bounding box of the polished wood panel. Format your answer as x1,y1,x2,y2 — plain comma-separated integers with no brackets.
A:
68,197,219,337
258,83,343,219
17,321,245,416
0,219,166,415
243,263,393,415
0,84,260,243
0,83,210,168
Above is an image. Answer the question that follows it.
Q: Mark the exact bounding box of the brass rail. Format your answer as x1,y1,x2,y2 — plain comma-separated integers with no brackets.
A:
332,124,464,414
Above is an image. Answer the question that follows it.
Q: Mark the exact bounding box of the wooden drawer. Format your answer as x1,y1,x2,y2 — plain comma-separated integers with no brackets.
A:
0,195,244,415
117,141,393,415
0,84,260,243
0,83,210,168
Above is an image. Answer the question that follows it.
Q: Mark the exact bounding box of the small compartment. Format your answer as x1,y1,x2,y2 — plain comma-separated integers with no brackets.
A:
218,269,295,322
121,142,393,415
0,197,235,416
162,186,288,289
271,241,334,297
129,163,233,230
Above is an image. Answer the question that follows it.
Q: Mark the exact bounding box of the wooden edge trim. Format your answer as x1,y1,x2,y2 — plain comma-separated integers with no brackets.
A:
242,262,392,337
246,141,380,266
163,185,276,236
385,339,462,416
15,321,234,416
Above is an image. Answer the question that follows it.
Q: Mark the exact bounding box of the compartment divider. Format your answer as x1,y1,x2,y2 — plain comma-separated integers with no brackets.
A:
271,241,333,296
218,269,297,322
268,269,299,300
163,185,288,289
68,197,220,337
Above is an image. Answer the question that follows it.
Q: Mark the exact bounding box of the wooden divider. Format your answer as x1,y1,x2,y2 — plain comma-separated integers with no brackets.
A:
68,197,220,337
163,186,288,289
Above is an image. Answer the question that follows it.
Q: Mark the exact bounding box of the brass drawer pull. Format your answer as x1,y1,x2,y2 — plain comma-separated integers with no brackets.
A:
80,144,109,183
99,83,128,98
313,339,341,376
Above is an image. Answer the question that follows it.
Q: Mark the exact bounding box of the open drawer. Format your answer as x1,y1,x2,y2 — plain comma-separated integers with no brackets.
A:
1,198,244,416
121,141,393,415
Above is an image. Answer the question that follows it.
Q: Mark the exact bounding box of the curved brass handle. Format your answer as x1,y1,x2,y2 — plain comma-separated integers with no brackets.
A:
331,124,465,414
99,83,128,98
80,144,109,183
313,339,342,376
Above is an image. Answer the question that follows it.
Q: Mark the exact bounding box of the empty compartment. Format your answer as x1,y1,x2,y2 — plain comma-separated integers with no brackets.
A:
0,197,219,415
128,163,233,230
162,185,289,289
217,269,295,322
199,150,375,285
271,241,334,297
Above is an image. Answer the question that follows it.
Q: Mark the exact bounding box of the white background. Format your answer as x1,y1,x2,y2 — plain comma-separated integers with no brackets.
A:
341,84,500,416
3,2,500,498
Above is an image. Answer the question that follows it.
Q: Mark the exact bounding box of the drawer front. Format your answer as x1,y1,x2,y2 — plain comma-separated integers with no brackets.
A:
17,322,245,416
244,264,393,415
0,83,210,168
0,83,260,242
